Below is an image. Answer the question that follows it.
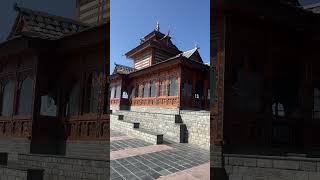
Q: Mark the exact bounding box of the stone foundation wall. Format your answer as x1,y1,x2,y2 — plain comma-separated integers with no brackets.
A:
223,154,320,180
180,110,210,149
129,106,179,114
18,153,109,180
110,105,119,112
0,166,28,180
111,115,163,144
113,110,182,143
0,138,30,161
66,140,109,159
112,109,210,149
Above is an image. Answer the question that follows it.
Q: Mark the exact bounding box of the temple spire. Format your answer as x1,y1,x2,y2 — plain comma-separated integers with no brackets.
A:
167,26,171,36
155,21,160,32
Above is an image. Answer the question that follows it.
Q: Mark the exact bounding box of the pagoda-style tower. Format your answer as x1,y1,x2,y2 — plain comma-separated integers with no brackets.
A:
125,23,182,70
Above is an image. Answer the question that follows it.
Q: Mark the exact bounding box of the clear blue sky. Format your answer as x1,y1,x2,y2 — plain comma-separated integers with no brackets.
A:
110,0,210,73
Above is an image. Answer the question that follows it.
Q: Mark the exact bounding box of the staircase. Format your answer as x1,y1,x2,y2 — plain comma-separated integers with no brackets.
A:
111,110,188,144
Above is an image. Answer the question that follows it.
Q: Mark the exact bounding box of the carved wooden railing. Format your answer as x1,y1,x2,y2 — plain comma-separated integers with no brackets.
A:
131,96,179,107
110,98,120,105
0,116,32,138
65,114,109,141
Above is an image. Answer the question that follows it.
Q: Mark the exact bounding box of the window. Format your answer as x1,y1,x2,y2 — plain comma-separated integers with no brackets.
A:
313,87,320,119
272,102,285,117
163,80,167,96
122,91,128,99
84,73,99,113
110,86,115,99
169,77,177,96
40,95,57,117
67,83,80,116
139,84,143,97
150,80,156,97
1,81,14,116
17,78,33,115
143,82,149,97
130,87,135,98
159,81,163,96
159,80,167,96
115,85,121,98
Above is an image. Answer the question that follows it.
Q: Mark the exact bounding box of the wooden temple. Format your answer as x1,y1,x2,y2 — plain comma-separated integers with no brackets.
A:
110,24,210,112
0,5,109,157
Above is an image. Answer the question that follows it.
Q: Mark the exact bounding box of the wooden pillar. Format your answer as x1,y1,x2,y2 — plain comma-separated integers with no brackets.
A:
177,70,181,109
302,59,313,148
262,29,274,147
263,44,273,147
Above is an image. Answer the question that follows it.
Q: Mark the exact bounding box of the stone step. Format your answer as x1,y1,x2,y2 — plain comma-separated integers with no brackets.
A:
111,112,187,144
0,160,44,180
110,117,164,145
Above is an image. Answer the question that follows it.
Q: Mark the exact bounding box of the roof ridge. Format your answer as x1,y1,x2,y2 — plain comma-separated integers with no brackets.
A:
183,47,198,53
303,2,320,9
115,63,135,69
15,6,88,27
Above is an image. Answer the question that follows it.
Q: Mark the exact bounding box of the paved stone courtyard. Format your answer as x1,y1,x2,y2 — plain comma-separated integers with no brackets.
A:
110,130,210,180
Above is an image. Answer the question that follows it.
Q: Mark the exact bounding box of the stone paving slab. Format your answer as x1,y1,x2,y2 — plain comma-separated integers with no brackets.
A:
110,130,210,180
111,136,135,142
111,138,152,152
111,130,126,137
157,163,210,180
111,145,173,160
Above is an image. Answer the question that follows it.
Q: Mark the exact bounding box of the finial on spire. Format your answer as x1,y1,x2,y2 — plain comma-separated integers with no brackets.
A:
155,21,160,32
194,42,200,49
166,26,171,36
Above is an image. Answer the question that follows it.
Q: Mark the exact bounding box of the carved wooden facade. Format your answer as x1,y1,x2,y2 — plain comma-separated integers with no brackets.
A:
110,27,210,111
0,6,109,154
0,52,37,139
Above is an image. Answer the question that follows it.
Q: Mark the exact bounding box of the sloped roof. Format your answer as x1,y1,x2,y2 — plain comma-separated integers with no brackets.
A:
112,63,136,75
182,48,198,58
303,2,320,13
8,5,89,40
168,47,203,63
112,47,206,76
125,29,181,58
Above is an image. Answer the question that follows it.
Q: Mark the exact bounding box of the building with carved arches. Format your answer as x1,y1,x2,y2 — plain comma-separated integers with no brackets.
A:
0,4,109,179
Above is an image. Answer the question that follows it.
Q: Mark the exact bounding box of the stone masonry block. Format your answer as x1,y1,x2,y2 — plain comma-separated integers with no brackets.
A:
300,161,317,172
273,160,299,170
257,159,273,168
229,157,244,166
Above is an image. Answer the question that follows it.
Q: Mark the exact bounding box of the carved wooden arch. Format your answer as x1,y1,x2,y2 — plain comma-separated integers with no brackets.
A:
16,72,33,90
